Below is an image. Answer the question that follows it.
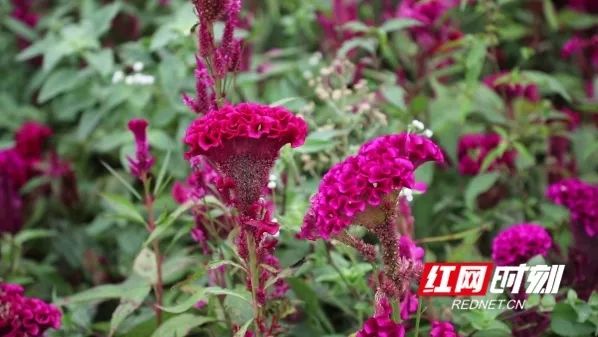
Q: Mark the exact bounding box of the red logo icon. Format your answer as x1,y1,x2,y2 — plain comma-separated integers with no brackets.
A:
418,263,494,296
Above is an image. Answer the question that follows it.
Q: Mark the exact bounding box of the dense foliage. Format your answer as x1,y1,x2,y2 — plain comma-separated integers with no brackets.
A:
1,0,597,336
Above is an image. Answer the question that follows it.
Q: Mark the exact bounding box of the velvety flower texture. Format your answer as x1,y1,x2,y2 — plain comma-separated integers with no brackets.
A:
14,122,53,162
300,133,443,240
0,283,62,337
356,297,405,337
546,179,598,237
491,223,553,266
457,133,516,175
430,321,460,337
184,103,307,211
127,119,155,179
483,73,541,102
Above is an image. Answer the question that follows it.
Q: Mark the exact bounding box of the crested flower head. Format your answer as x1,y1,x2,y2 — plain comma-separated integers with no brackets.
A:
299,133,443,240
546,179,598,237
184,103,307,212
430,321,461,337
457,133,516,175
356,295,405,337
0,282,62,337
491,223,553,266
14,122,53,161
127,118,155,179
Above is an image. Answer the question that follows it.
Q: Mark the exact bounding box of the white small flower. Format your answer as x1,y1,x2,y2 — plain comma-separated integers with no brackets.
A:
303,71,312,79
124,75,135,85
401,188,414,202
331,89,342,100
132,61,144,72
309,52,322,66
269,174,277,182
411,120,425,131
267,181,277,189
423,129,434,138
112,70,125,84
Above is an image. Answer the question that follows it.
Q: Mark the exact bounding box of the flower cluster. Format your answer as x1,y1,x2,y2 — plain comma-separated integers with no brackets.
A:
491,223,553,266
184,0,243,114
0,283,62,337
395,0,462,55
300,133,443,240
457,133,516,175
430,321,460,337
184,103,307,211
483,72,541,102
11,0,38,49
0,122,77,234
546,179,598,237
356,296,405,337
127,119,155,180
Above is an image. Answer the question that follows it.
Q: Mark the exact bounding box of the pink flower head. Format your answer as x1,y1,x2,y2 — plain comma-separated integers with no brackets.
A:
491,223,552,266
398,235,424,261
183,57,216,114
14,122,53,161
546,179,598,237
193,0,231,23
396,0,457,26
562,36,586,59
430,321,460,337
356,295,405,337
300,133,443,240
0,149,28,234
399,291,418,320
127,119,155,179
0,282,62,337
184,103,307,212
483,72,541,102
567,0,598,13
457,133,516,175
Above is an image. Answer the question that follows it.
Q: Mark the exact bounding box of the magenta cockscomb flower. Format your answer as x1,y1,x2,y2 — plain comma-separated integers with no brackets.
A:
14,122,53,162
457,133,516,175
546,179,598,237
561,35,598,69
0,149,28,234
399,291,418,320
430,321,460,337
357,296,405,337
127,119,155,179
184,103,307,212
0,283,62,337
567,0,598,13
299,133,443,240
183,57,216,114
491,223,552,266
484,73,541,102
193,0,231,22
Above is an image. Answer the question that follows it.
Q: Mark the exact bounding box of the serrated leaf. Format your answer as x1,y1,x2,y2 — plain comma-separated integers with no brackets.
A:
133,248,158,284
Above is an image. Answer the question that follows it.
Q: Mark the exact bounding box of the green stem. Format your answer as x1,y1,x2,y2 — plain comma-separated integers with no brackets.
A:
414,298,423,337
246,232,262,336
417,225,488,244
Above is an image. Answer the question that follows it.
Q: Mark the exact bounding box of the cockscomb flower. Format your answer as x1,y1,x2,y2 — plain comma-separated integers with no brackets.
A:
491,223,553,266
299,133,443,240
127,119,155,179
0,149,28,234
14,121,53,162
316,0,359,52
483,73,541,102
356,295,405,337
546,179,598,237
0,283,62,337
430,321,461,337
457,133,516,175
184,103,307,212
567,0,598,13
193,0,230,23
183,57,216,114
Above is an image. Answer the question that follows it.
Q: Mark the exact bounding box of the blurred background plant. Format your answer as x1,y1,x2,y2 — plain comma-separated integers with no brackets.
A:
1,0,597,336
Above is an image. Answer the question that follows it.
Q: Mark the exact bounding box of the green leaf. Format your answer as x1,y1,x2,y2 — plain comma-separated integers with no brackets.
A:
101,193,146,225
144,200,195,246
133,248,158,284
337,38,377,58
151,314,214,337
153,150,172,196
464,172,500,209
551,303,595,336
465,37,487,87
380,85,406,110
379,18,422,33
14,229,56,246
101,161,142,200
84,50,114,77
57,276,149,305
523,71,571,101
109,283,151,336
543,0,559,30
87,2,121,37
38,69,82,103
296,130,343,154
